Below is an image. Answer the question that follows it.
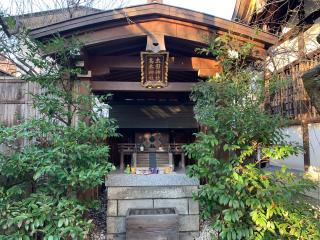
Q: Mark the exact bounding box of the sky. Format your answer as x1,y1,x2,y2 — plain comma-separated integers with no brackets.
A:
0,0,236,20
127,0,237,20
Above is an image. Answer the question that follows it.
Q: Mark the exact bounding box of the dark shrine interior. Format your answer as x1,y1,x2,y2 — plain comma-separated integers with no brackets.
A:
100,91,198,168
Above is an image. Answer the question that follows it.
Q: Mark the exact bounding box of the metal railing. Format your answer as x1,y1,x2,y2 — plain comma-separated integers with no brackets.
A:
118,143,185,153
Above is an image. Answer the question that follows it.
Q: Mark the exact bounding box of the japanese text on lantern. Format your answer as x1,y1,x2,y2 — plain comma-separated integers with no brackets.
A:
141,52,169,88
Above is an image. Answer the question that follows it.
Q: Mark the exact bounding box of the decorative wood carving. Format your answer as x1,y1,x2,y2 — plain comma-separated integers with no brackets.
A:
135,132,169,149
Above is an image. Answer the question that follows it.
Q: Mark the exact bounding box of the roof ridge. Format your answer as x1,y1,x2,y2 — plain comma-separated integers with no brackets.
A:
16,5,102,19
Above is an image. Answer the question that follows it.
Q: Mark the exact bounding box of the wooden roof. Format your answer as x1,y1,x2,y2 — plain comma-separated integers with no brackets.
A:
19,6,102,29
29,3,277,48
232,0,255,23
233,0,320,36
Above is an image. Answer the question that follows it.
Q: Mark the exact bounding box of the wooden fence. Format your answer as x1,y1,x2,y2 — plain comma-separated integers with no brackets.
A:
0,77,40,126
269,49,320,122
0,77,41,154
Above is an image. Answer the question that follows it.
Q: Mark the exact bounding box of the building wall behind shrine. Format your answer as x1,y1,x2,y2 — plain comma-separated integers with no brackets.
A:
269,124,320,201
270,126,305,171
309,123,320,170
270,124,320,176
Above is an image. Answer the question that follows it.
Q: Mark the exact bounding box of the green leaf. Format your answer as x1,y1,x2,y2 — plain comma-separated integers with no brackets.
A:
58,218,64,228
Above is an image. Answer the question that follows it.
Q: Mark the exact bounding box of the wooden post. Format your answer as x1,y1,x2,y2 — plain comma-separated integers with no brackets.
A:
181,153,186,171
120,151,124,171
76,75,92,124
132,153,137,167
302,122,311,172
169,152,173,167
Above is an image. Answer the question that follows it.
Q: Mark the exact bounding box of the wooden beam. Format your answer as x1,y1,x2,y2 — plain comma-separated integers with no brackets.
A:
96,43,145,56
91,81,195,92
87,56,221,76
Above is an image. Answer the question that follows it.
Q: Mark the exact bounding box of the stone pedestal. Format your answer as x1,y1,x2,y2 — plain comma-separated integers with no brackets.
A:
105,174,200,240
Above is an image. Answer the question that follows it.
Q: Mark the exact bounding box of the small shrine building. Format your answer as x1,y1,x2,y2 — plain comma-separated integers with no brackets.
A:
29,1,277,239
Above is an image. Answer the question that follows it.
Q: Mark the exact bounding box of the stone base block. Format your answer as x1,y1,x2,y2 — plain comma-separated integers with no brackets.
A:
107,217,125,234
106,233,125,240
154,198,189,214
180,231,200,240
108,186,197,200
105,174,200,239
179,215,199,232
118,199,153,216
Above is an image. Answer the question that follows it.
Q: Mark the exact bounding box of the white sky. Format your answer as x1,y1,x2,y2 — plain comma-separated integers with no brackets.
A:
127,0,237,20
1,0,236,20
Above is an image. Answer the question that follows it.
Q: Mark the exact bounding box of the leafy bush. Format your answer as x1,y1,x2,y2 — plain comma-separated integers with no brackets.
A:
0,19,118,238
184,34,320,240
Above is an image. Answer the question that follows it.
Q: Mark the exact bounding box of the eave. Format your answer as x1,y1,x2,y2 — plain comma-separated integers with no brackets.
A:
29,3,278,48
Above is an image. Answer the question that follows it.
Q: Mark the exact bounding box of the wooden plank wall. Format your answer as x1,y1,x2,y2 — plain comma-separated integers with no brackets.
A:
0,77,40,153
0,77,40,127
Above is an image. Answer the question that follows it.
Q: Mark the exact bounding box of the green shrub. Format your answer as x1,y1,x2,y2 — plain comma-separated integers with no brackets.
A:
184,34,320,240
0,20,118,239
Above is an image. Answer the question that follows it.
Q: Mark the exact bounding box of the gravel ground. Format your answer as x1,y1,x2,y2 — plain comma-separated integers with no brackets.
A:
196,221,217,240
88,188,107,240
